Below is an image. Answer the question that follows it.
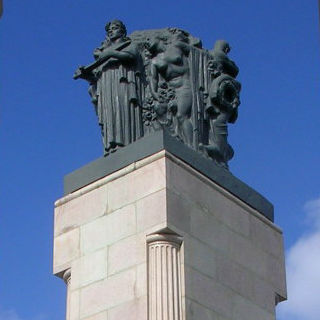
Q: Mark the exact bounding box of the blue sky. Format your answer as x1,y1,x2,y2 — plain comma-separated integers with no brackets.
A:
0,1,319,319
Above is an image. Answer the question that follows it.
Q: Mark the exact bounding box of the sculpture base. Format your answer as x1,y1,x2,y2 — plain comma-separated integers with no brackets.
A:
64,130,273,221
53,151,286,320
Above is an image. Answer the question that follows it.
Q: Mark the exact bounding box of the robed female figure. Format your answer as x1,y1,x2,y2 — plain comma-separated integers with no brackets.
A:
76,20,144,154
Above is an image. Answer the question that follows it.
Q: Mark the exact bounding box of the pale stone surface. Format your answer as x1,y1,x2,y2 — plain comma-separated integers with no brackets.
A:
166,157,252,237
135,263,147,298
80,204,136,254
250,214,284,258
189,204,235,257
53,152,286,320
185,299,225,320
232,295,275,320
215,251,254,300
210,199,250,238
54,184,108,236
227,229,269,278
166,158,213,211
184,266,234,319
184,235,217,279
166,190,193,234
69,289,80,320
80,268,136,318
251,275,275,313
108,297,147,320
83,311,108,320
266,252,287,300
130,158,166,201
215,252,275,313
53,228,80,274
107,158,166,212
108,233,146,276
136,188,167,233
71,249,107,290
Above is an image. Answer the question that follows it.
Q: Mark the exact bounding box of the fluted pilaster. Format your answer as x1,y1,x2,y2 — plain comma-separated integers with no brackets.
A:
63,269,71,320
147,233,183,320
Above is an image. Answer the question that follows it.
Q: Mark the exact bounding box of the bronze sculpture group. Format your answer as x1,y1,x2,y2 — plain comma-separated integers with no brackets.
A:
74,20,241,169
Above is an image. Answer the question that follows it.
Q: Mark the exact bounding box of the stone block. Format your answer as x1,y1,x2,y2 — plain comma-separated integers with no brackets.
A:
190,207,269,281
135,263,147,298
166,159,212,211
189,206,233,255
228,231,269,278
250,214,284,258
136,189,167,233
53,228,80,274
80,268,136,318
209,199,250,238
215,252,254,300
251,276,275,313
108,233,146,276
166,158,253,237
130,157,166,200
107,158,166,212
69,289,80,320
83,311,108,320
265,253,287,300
185,299,225,320
232,295,274,320
184,266,234,319
71,248,107,290
54,184,108,236
215,252,275,313
107,296,147,320
184,235,217,279
80,204,136,254
166,190,193,234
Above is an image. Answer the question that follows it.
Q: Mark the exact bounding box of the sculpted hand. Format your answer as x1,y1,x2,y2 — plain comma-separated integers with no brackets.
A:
99,49,117,60
73,65,86,79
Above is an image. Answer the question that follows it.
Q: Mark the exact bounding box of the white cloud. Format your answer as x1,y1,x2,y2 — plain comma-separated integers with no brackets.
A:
277,197,320,320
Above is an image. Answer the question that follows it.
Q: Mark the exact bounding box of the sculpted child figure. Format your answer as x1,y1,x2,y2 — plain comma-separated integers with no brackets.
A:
205,40,241,168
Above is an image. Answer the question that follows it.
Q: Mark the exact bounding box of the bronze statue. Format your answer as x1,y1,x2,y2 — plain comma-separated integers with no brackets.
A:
148,29,193,147
74,20,144,154
204,40,241,168
74,22,241,169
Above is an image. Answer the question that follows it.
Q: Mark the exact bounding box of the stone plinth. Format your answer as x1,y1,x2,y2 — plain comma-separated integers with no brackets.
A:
53,150,286,320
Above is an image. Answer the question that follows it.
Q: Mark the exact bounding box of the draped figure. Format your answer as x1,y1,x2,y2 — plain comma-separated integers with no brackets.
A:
75,23,241,169
75,20,144,154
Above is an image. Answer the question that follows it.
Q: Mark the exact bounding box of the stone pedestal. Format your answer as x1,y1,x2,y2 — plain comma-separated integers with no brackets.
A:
53,149,286,320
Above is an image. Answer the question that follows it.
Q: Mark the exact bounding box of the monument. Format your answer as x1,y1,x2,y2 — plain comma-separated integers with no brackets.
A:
73,20,241,169
53,20,286,320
